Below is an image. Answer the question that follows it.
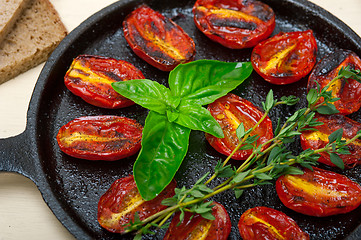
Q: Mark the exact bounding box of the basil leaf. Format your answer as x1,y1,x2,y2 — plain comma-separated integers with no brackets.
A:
112,79,171,114
175,101,224,138
134,111,191,200
169,60,253,105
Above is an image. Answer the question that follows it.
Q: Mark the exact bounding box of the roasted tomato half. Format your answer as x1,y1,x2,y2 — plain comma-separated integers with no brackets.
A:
98,175,176,233
193,0,275,49
206,93,273,160
64,55,144,109
238,206,309,240
300,114,361,168
123,5,196,71
276,167,361,217
307,49,361,115
251,30,317,85
56,116,143,161
163,201,231,240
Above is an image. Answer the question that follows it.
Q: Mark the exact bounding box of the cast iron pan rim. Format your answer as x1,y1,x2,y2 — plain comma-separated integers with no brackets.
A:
23,0,361,239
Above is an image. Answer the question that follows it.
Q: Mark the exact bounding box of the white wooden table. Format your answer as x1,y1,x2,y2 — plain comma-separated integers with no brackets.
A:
0,0,360,239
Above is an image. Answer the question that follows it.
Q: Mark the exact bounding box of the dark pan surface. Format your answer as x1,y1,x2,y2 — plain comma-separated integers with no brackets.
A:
2,0,361,239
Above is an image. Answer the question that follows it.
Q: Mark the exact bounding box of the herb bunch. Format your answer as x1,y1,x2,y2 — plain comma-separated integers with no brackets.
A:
116,65,361,239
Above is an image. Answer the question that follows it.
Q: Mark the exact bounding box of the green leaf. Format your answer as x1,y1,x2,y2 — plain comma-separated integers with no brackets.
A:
234,189,244,198
316,103,339,115
329,153,345,170
274,118,282,136
231,170,250,184
281,95,299,106
300,162,315,171
263,89,274,111
196,184,213,194
134,111,191,200
239,144,254,150
254,172,273,180
166,109,179,122
200,211,215,220
307,88,318,106
161,197,177,207
236,123,245,140
328,128,343,143
134,234,142,240
267,146,283,165
179,209,185,225
112,79,170,114
283,166,304,175
175,102,224,138
169,60,253,105
190,190,205,198
215,162,235,178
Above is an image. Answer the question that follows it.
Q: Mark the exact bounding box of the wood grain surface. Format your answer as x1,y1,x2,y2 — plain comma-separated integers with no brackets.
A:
0,0,360,239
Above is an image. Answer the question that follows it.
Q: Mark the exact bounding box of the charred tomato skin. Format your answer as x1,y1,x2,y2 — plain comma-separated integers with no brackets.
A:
64,55,144,109
123,5,196,71
276,167,361,217
163,201,231,240
206,93,273,160
307,49,361,115
193,0,275,49
300,114,361,168
251,30,317,85
238,206,309,240
56,115,143,161
98,175,176,233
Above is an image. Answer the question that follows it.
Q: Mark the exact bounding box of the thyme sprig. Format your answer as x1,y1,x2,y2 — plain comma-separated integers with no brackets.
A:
125,67,361,238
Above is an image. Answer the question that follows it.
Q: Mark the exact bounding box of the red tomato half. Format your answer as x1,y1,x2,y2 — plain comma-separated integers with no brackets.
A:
56,116,143,161
98,175,176,233
206,93,273,160
64,55,144,109
276,167,361,217
123,5,196,71
193,0,275,49
238,206,309,240
251,30,317,85
307,49,361,115
300,114,361,168
163,201,231,240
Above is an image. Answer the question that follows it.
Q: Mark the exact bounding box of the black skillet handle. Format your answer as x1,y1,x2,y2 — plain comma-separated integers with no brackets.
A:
0,130,37,182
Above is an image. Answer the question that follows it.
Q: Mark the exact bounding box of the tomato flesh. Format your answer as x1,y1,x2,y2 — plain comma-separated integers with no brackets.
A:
56,115,143,161
206,93,273,160
276,167,361,217
64,55,144,109
98,175,176,233
238,206,309,240
123,5,196,71
251,30,317,85
307,49,361,115
163,201,231,240
193,0,275,49
300,114,361,168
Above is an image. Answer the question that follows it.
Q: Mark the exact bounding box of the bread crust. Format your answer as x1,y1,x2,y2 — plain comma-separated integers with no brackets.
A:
0,0,32,44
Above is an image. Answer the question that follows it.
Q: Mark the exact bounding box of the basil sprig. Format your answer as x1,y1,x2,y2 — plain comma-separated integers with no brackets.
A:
112,60,253,200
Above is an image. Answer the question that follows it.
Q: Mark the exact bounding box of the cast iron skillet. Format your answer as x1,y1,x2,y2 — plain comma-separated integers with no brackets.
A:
1,0,361,239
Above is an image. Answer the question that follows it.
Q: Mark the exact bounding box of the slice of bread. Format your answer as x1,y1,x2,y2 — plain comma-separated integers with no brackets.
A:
0,0,67,84
0,0,32,44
